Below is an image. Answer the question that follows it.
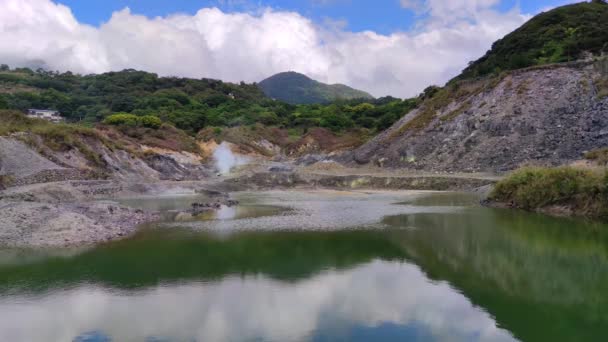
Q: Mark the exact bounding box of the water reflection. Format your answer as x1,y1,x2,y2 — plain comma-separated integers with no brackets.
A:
166,190,462,232
1,191,608,341
0,260,515,342
117,194,288,222
383,207,608,342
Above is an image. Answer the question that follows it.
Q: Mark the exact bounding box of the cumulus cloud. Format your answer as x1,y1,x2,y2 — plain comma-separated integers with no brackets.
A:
0,0,530,97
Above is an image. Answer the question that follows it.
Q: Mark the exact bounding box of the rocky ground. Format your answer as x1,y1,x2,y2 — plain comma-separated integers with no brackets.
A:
0,201,157,248
0,181,157,247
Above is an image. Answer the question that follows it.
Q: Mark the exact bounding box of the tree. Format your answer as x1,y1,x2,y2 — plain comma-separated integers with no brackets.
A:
420,86,440,100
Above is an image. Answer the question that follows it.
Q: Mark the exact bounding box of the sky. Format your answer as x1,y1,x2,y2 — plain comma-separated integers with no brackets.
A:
0,0,580,98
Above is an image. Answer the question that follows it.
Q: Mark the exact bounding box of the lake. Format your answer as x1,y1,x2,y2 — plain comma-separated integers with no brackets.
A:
0,190,607,341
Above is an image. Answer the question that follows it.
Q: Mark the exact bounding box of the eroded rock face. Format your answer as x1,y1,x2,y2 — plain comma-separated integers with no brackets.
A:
0,136,65,178
346,62,608,172
0,134,213,187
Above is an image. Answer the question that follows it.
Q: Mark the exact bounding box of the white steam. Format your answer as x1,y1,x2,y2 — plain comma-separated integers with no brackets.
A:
213,142,248,175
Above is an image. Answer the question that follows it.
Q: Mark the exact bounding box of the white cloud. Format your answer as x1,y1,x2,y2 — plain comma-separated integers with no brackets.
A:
0,0,529,98
402,0,502,21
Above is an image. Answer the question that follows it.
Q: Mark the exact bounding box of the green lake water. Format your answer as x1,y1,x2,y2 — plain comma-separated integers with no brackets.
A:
1,190,607,341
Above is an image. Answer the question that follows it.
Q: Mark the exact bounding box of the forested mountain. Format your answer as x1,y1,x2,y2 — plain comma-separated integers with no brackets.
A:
258,71,374,104
0,67,413,133
459,0,608,79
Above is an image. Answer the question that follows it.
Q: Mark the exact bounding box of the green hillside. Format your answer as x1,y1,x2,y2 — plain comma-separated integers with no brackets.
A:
0,67,413,134
258,71,374,104
459,0,608,79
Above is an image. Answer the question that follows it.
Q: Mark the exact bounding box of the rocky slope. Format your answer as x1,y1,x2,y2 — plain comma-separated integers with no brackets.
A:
0,130,214,247
0,132,211,188
198,125,368,159
343,59,608,172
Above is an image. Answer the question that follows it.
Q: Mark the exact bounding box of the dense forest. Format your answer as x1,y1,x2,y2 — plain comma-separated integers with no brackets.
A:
0,66,416,134
459,0,608,79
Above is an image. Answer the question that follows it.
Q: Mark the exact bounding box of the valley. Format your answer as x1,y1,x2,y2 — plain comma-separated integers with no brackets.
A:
1,2,608,341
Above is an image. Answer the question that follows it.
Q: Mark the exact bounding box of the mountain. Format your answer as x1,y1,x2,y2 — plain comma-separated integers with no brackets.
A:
258,71,374,104
342,1,608,172
459,0,608,79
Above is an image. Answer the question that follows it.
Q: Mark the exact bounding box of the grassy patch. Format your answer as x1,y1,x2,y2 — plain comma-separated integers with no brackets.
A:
0,110,120,166
288,127,369,155
440,101,472,122
103,123,201,155
593,57,608,99
516,79,531,95
594,76,608,99
390,77,493,138
402,88,452,132
0,174,14,189
579,78,590,94
490,166,608,219
585,148,608,165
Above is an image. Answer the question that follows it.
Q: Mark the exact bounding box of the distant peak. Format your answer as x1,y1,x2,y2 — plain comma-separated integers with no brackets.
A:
258,72,373,105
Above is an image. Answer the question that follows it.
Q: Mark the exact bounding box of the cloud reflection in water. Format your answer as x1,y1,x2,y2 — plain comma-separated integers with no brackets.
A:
0,260,515,342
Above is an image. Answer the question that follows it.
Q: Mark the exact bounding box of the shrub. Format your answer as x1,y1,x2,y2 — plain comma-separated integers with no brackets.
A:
490,166,608,219
139,115,162,129
104,113,162,129
103,113,140,127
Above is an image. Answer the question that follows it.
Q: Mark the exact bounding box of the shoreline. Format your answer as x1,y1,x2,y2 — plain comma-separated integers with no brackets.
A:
482,199,591,221
0,170,499,249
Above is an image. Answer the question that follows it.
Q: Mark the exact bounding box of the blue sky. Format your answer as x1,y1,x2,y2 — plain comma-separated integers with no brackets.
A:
57,0,576,35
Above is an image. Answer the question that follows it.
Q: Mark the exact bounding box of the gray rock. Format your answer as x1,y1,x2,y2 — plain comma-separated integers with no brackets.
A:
268,165,294,173
343,62,608,172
